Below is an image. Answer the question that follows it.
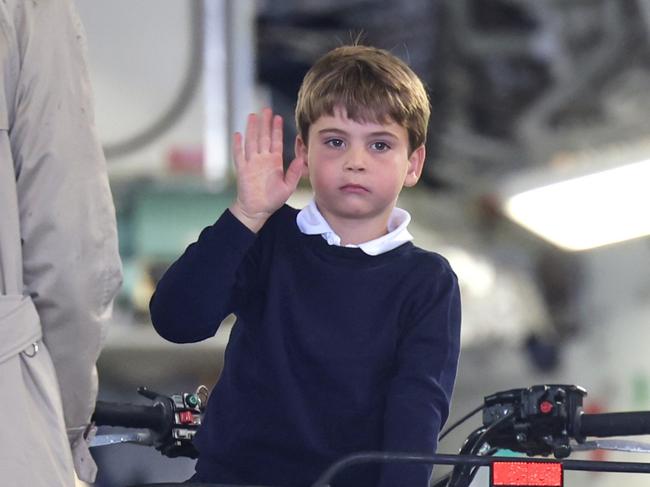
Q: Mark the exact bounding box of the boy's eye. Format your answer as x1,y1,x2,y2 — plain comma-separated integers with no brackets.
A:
324,138,345,149
370,141,390,151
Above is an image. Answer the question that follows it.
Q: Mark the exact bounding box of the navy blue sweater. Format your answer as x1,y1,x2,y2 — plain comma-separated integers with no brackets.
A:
150,205,461,487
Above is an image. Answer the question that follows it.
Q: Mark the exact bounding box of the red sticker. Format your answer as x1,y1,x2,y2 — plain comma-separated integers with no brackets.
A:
491,461,563,487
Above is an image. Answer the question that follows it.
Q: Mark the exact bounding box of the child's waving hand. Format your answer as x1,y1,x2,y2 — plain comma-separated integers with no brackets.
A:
229,108,304,232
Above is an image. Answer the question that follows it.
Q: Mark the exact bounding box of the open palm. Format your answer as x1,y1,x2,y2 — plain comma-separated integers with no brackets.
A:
231,108,304,232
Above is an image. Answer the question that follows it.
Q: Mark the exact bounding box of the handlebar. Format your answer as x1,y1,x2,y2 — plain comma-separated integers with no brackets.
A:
91,385,208,458
480,384,650,458
578,411,650,439
90,384,650,487
93,401,168,433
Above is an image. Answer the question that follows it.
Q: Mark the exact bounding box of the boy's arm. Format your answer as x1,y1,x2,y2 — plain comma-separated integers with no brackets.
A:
149,209,257,343
379,268,462,487
150,108,302,343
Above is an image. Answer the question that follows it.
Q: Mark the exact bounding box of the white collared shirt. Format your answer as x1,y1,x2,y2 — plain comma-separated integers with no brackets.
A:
296,199,414,256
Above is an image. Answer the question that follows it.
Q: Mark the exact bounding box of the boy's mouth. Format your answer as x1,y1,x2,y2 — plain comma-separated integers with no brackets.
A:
340,183,369,193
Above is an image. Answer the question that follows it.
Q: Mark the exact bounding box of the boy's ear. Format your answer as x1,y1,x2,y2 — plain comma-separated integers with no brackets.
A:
404,144,426,187
294,135,309,177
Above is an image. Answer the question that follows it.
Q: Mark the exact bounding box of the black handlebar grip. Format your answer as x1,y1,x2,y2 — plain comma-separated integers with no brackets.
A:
579,411,650,438
92,401,168,433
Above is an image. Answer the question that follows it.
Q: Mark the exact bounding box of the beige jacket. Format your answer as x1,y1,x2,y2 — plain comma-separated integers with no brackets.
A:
0,0,122,485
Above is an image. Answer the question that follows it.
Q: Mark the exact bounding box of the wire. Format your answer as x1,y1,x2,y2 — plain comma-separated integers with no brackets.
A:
447,413,514,487
439,404,484,441
431,471,452,487
466,447,497,486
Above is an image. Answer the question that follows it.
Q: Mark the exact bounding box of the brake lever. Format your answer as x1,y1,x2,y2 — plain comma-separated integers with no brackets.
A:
572,439,650,454
91,431,153,447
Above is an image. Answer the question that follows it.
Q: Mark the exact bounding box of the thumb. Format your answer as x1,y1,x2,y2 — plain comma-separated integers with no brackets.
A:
284,156,305,191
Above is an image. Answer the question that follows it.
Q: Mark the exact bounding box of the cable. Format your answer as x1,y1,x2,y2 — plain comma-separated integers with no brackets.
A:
430,404,487,487
448,413,514,487
439,404,484,441
466,447,497,486
431,471,453,487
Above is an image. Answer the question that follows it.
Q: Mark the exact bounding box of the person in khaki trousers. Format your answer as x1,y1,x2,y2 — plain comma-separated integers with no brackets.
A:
0,0,122,485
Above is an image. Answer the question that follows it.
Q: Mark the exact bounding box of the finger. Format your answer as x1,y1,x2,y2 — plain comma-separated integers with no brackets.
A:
259,108,273,153
270,114,283,155
233,132,244,169
284,156,305,192
244,113,258,160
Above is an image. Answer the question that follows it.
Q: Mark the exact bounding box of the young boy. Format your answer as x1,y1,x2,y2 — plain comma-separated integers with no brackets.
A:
150,45,461,487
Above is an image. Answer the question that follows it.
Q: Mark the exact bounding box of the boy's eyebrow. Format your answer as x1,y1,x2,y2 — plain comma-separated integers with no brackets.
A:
317,128,400,139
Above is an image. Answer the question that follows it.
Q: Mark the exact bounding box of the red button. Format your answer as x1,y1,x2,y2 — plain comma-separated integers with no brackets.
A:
539,401,554,414
179,411,194,424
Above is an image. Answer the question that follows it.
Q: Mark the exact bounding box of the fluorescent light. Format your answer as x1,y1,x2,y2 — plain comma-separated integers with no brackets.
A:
503,159,650,251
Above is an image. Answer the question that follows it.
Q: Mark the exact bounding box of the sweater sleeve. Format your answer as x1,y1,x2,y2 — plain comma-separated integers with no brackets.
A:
149,209,258,343
378,264,461,487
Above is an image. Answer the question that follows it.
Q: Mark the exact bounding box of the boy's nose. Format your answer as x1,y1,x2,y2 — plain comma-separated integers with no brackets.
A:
343,148,366,171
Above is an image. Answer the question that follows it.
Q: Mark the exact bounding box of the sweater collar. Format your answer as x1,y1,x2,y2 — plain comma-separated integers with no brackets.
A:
296,199,413,256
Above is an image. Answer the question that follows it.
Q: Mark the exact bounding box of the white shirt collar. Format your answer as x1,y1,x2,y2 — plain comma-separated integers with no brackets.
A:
296,199,413,256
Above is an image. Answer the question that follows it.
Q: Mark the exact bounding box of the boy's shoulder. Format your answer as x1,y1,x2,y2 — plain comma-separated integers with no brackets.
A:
399,238,452,266
399,243,458,287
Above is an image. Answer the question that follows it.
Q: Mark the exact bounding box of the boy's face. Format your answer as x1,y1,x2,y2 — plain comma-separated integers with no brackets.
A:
295,107,425,235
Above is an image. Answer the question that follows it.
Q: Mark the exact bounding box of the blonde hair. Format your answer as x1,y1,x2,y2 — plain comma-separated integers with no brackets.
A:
295,45,430,153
